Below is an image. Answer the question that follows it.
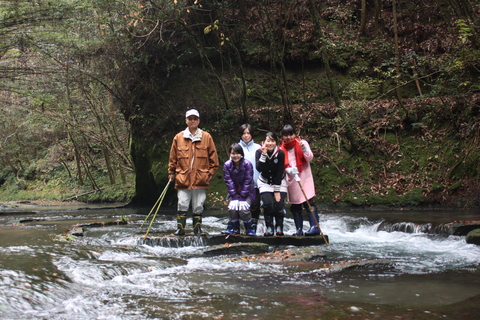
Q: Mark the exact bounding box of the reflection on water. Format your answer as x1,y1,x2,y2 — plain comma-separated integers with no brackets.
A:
1,205,480,319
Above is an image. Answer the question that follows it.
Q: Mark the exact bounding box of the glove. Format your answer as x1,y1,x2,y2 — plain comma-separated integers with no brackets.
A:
238,201,250,211
285,167,298,175
294,174,301,182
228,200,239,211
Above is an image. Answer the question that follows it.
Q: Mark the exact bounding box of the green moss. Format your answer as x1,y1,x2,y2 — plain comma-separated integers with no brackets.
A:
398,187,426,206
429,183,444,192
449,180,462,192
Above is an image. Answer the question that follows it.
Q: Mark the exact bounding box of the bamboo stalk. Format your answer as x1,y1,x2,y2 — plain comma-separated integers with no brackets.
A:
142,181,171,239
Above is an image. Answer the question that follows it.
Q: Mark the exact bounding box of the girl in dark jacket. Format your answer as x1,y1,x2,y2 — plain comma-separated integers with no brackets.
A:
255,132,287,236
222,143,256,235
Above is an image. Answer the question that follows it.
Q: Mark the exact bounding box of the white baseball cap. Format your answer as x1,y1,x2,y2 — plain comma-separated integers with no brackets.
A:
185,109,200,118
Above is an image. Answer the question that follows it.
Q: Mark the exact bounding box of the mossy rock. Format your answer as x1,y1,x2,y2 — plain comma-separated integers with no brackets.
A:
466,229,480,245
437,221,480,236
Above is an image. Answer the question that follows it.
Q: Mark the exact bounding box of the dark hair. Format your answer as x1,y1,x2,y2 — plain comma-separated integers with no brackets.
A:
281,124,295,137
228,143,244,157
238,123,253,137
265,131,278,143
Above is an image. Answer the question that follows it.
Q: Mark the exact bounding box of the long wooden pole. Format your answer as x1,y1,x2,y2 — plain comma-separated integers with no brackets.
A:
142,180,171,239
296,178,329,246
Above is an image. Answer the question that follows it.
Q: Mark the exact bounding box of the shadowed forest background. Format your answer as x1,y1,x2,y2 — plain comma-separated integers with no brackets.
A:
0,0,479,209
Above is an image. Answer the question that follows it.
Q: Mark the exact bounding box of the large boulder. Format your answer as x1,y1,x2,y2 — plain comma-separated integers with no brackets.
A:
466,228,480,245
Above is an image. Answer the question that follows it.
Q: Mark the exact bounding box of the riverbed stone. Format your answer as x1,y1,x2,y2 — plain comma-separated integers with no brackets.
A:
466,228,480,245
68,226,85,236
237,247,326,264
318,258,394,273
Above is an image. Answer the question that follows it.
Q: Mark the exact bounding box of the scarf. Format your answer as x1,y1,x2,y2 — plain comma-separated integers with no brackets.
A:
281,138,306,173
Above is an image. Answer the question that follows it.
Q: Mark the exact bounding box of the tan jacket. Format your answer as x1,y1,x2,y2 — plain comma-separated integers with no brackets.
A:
168,128,219,190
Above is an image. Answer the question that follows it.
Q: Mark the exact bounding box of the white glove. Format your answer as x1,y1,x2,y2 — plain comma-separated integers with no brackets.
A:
294,174,301,182
285,167,298,175
238,201,250,211
228,200,239,211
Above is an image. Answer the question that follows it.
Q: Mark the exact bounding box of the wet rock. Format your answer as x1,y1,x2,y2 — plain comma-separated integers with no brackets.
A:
237,247,326,264
466,229,480,245
317,259,394,273
1,211,37,216
54,226,85,241
74,220,129,228
68,227,85,237
436,221,480,236
203,242,269,256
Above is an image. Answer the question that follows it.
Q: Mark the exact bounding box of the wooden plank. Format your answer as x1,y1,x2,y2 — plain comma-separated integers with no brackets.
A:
203,242,270,256
142,234,329,247
207,234,328,246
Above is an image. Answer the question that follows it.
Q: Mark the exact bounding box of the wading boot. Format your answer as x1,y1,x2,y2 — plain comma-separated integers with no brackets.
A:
292,212,304,236
244,219,256,236
274,214,284,236
222,219,240,235
174,213,187,236
251,218,258,235
305,206,320,236
193,215,206,236
221,220,234,235
263,215,274,236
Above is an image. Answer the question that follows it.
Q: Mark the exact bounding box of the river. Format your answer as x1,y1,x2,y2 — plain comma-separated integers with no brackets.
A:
1,203,479,319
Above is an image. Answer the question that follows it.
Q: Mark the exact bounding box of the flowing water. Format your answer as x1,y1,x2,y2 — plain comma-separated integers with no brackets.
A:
1,203,480,319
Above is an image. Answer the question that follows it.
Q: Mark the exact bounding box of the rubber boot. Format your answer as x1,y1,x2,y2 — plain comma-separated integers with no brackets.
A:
305,206,320,236
222,220,234,234
193,215,206,236
264,215,274,236
244,219,256,236
292,212,304,236
222,219,240,235
251,218,258,235
174,213,187,236
274,214,284,236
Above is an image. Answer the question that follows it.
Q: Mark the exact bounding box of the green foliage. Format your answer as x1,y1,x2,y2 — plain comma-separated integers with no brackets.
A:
1,0,480,209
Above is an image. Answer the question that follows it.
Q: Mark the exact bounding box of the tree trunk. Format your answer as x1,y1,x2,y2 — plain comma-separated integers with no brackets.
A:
2,151,19,175
374,0,382,36
307,0,358,153
360,0,367,36
103,147,115,185
392,0,409,118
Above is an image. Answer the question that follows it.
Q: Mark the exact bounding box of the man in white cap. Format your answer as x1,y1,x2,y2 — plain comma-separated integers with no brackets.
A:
168,109,219,235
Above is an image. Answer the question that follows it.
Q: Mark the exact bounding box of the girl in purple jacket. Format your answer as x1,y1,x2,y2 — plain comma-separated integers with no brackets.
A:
222,143,256,235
